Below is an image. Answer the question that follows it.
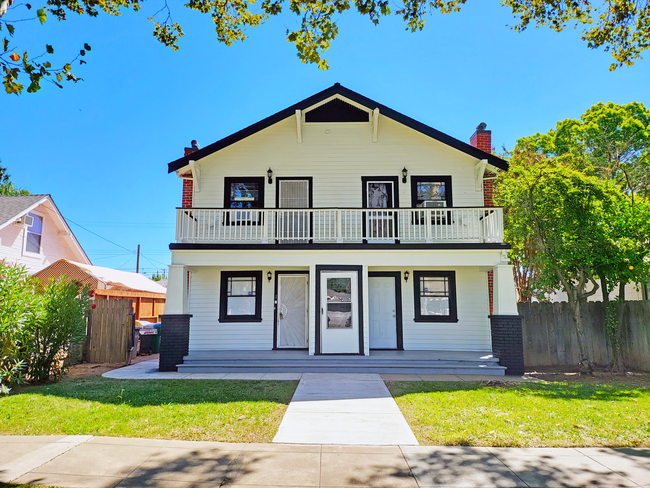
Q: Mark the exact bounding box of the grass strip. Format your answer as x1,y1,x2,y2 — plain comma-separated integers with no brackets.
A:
0,377,297,443
388,380,650,447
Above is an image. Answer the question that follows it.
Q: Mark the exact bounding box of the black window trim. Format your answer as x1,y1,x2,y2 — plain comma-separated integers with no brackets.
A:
223,176,265,226
413,270,458,323
219,270,263,322
410,175,453,226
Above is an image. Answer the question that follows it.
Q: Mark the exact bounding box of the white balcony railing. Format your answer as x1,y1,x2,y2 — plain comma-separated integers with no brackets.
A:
175,207,504,244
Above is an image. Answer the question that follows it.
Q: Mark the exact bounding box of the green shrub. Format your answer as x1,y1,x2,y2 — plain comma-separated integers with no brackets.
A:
0,260,93,392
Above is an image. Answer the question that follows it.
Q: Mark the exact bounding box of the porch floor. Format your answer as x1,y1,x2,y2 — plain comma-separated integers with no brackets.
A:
179,349,506,375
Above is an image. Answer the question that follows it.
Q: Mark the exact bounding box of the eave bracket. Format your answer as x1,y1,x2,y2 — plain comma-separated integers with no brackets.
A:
474,159,488,192
189,160,201,193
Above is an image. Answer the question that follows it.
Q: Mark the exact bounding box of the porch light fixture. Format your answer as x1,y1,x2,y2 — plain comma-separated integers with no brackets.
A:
402,167,408,183
404,270,409,282
267,271,273,282
267,167,273,184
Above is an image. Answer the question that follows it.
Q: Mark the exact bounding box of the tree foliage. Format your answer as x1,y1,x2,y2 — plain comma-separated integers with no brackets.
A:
0,165,29,195
521,101,650,199
495,148,650,373
2,0,649,94
0,261,93,392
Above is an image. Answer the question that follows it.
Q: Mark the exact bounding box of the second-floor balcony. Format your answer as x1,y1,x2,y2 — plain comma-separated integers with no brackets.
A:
175,207,504,245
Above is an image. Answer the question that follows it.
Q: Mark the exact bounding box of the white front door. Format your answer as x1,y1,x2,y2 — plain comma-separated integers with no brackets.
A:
369,276,398,349
277,274,309,348
320,271,360,354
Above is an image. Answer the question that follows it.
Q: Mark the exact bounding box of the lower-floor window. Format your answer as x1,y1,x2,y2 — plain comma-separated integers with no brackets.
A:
219,271,263,322
413,270,458,322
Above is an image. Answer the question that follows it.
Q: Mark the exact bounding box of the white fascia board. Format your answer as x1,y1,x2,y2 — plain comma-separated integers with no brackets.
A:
302,94,373,121
0,196,48,232
170,248,507,268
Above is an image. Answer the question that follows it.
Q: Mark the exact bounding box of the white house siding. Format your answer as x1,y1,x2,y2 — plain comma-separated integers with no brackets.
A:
190,115,485,209
0,204,81,274
372,266,492,351
185,261,492,353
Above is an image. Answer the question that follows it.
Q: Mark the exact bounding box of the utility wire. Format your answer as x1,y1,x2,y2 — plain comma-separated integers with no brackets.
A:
65,217,136,254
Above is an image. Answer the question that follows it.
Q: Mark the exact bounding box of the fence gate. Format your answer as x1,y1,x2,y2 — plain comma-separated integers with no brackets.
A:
86,299,135,363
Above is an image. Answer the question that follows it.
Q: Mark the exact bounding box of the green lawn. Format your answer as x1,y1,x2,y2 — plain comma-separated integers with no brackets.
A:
388,380,650,447
0,377,297,443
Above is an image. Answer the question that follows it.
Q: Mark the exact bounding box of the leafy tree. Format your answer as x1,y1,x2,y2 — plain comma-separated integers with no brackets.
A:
2,0,649,94
0,165,29,195
496,148,632,374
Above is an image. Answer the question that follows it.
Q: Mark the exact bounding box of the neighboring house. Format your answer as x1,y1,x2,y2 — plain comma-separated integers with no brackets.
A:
162,84,522,374
546,282,648,303
34,259,167,322
0,194,90,274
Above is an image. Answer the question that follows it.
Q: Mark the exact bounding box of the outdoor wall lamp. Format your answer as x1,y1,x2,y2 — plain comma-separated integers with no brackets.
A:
404,270,410,282
402,167,408,183
267,271,273,282
267,168,273,184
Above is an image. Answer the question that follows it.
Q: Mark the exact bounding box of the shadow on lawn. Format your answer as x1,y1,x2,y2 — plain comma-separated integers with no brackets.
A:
11,377,299,407
389,380,648,402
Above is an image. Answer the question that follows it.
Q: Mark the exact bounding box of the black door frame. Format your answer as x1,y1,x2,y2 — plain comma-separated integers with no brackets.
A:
368,271,404,350
273,270,310,350
275,177,314,244
315,265,364,356
361,176,400,243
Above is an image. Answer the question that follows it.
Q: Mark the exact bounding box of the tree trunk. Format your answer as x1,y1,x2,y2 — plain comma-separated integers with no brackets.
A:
619,281,626,301
571,297,594,375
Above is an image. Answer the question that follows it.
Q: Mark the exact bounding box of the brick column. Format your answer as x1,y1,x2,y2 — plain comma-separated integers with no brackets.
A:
489,315,524,376
159,314,192,372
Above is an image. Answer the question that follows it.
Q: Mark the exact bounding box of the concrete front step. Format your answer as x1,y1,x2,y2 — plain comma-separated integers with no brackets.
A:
176,363,506,375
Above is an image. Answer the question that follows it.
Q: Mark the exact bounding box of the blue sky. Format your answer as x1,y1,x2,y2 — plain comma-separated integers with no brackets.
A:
3,1,648,275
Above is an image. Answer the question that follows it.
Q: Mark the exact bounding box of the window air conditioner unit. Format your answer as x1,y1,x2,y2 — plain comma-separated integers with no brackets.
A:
14,215,34,227
422,200,446,208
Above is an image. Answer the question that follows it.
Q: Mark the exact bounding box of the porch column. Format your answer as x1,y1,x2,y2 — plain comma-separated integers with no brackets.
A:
160,264,191,372
362,264,370,356
489,265,524,376
308,264,316,355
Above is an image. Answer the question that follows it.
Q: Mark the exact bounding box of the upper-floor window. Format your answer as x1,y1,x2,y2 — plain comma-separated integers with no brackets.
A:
224,177,265,225
25,213,43,254
225,177,264,209
410,176,453,208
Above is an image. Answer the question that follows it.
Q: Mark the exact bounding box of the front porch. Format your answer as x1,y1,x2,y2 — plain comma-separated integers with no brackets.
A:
176,349,506,375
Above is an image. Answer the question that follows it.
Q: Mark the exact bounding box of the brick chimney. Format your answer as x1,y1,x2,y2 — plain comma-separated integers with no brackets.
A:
470,123,495,314
470,122,492,153
181,140,199,208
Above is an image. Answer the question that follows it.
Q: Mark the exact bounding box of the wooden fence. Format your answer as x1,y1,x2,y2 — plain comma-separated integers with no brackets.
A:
85,299,136,363
519,301,650,371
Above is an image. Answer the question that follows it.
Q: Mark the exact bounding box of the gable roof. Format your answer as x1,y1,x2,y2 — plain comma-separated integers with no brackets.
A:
0,194,91,265
34,259,167,295
168,83,509,173
0,194,49,227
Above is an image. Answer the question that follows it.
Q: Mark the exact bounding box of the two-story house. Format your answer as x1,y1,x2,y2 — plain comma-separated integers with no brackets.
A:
161,84,523,375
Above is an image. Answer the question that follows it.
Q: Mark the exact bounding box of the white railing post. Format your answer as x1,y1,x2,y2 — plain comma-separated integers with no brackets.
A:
336,209,343,243
262,210,269,243
425,209,433,243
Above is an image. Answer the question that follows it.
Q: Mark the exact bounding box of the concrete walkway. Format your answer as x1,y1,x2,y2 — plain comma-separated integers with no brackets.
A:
273,373,418,445
1,435,649,487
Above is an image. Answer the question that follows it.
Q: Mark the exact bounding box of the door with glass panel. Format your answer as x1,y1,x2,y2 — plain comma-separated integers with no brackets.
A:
364,180,396,241
320,271,359,354
277,178,311,243
276,274,309,348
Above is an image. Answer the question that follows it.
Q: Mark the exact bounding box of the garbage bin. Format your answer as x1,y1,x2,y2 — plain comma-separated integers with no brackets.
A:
151,323,161,354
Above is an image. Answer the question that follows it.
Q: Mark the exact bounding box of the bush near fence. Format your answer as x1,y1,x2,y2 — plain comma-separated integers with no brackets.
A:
519,301,650,372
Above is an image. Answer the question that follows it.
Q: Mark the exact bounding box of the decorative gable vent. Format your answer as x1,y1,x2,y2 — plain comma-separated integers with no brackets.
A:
305,98,370,123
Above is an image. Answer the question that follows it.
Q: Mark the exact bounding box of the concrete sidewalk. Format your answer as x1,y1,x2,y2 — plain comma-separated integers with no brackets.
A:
1,435,649,487
273,373,418,445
